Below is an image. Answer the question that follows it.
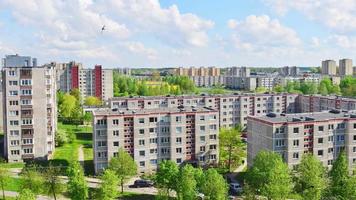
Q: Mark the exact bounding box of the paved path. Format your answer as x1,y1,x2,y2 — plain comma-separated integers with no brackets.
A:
78,145,84,168
227,158,247,183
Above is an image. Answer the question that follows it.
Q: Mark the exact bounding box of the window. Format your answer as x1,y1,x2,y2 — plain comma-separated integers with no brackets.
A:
150,149,157,154
293,152,299,159
176,127,182,134
21,89,32,95
293,128,299,133
10,130,19,136
149,138,157,144
176,116,182,122
318,150,323,156
176,148,182,153
113,130,119,136
176,137,182,144
98,152,107,158
354,135,356,141
354,123,356,129
200,136,205,142
8,70,17,76
149,117,157,122
10,120,19,126
200,126,205,131
275,139,285,147
11,150,20,155
209,125,217,130
20,79,32,85
176,158,182,164
209,134,217,140
210,145,217,150
97,141,107,147
139,139,145,146
318,138,324,144
139,118,145,123
9,100,19,105
337,123,345,129
9,111,19,116
150,159,158,165
139,151,145,156
139,129,144,134
293,140,299,147
200,116,205,121
96,119,107,125
318,126,324,131
96,130,106,137
353,147,356,153
22,119,32,125
9,91,18,96
22,139,33,144
23,148,33,154
328,124,334,130
112,119,119,125
200,146,206,152
149,128,155,133
10,140,19,146
113,142,119,147
9,81,18,86
21,99,31,105
328,148,334,153
161,137,170,143
139,161,145,167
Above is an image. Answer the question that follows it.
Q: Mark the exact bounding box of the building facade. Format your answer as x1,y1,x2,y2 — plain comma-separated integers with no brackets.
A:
175,67,220,77
2,55,57,162
339,59,353,76
55,62,113,100
247,111,356,170
322,60,337,76
93,107,219,173
279,66,299,76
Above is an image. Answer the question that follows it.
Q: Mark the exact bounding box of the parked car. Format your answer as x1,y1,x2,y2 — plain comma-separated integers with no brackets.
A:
133,179,154,188
230,182,243,194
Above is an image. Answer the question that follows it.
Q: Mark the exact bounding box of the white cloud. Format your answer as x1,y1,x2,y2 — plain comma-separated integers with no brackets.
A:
123,42,158,60
228,15,301,51
263,0,356,33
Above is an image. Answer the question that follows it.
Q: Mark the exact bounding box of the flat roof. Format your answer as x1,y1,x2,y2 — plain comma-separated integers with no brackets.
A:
250,111,356,124
93,106,217,116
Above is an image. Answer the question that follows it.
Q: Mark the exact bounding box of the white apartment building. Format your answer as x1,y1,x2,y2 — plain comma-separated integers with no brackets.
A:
2,55,57,162
93,107,219,174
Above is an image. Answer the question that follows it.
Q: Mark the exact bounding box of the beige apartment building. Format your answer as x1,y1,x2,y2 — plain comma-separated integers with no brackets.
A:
2,55,57,162
108,93,299,129
339,59,353,76
322,60,337,76
93,107,219,173
247,111,356,170
175,66,220,77
55,62,113,100
297,95,356,113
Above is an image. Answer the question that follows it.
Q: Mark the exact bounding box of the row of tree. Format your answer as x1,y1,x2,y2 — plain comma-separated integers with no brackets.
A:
245,151,356,199
113,72,197,97
273,78,341,95
340,76,356,97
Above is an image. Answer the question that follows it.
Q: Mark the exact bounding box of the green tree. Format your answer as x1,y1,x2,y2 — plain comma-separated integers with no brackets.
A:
83,112,93,125
255,87,267,93
59,94,77,118
295,154,326,200
177,165,197,200
0,167,9,200
16,189,36,200
98,169,119,200
84,96,102,106
155,160,179,198
319,83,328,95
201,169,228,200
21,165,43,195
55,129,68,147
43,164,63,200
219,126,245,172
328,151,353,199
67,161,88,200
246,151,292,199
108,148,137,193
70,88,81,102
273,84,284,93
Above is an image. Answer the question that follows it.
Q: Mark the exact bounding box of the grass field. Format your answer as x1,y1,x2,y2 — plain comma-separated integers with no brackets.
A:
52,123,94,175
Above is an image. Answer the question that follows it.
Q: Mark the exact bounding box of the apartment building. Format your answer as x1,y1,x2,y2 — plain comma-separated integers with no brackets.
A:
322,60,337,76
339,59,353,76
108,93,299,129
247,111,356,170
55,62,113,100
224,77,257,91
279,66,300,76
225,67,250,77
297,95,356,113
191,76,224,87
93,107,219,173
175,66,220,77
2,55,57,162
256,76,276,90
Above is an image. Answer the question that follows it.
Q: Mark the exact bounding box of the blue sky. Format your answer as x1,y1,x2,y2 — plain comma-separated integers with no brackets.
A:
1,0,356,68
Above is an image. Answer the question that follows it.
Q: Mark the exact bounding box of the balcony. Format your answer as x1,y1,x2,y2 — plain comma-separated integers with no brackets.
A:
22,154,34,159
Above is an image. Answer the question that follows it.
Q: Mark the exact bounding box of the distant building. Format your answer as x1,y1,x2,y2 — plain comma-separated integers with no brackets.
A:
116,68,131,76
93,106,219,173
174,67,223,87
247,111,356,170
339,59,353,76
55,62,113,100
225,77,257,91
256,76,276,90
322,60,337,76
279,66,299,76
2,55,57,162
225,67,250,77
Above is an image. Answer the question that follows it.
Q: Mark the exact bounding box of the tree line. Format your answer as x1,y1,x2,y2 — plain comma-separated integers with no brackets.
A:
273,78,341,95
245,150,356,199
113,72,197,97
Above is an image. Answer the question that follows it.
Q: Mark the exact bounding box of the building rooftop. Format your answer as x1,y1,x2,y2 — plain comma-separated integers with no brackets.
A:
93,106,217,116
251,110,356,124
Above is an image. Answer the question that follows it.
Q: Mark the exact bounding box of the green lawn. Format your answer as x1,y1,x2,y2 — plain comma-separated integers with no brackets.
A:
52,123,93,174
0,162,25,169
3,177,23,192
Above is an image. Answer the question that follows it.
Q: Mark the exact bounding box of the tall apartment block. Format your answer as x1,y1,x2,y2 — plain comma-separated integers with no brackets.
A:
279,66,299,76
93,107,219,173
321,60,337,76
224,67,256,91
297,95,356,113
247,111,356,170
108,93,299,129
55,62,113,100
174,67,223,87
339,58,353,76
2,55,57,162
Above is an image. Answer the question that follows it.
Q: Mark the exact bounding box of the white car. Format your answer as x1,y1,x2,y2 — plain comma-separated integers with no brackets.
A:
230,182,243,193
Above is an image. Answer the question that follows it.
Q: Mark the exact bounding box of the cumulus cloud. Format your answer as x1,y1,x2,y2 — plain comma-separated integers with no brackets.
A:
228,15,301,51
123,42,158,60
263,0,356,33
